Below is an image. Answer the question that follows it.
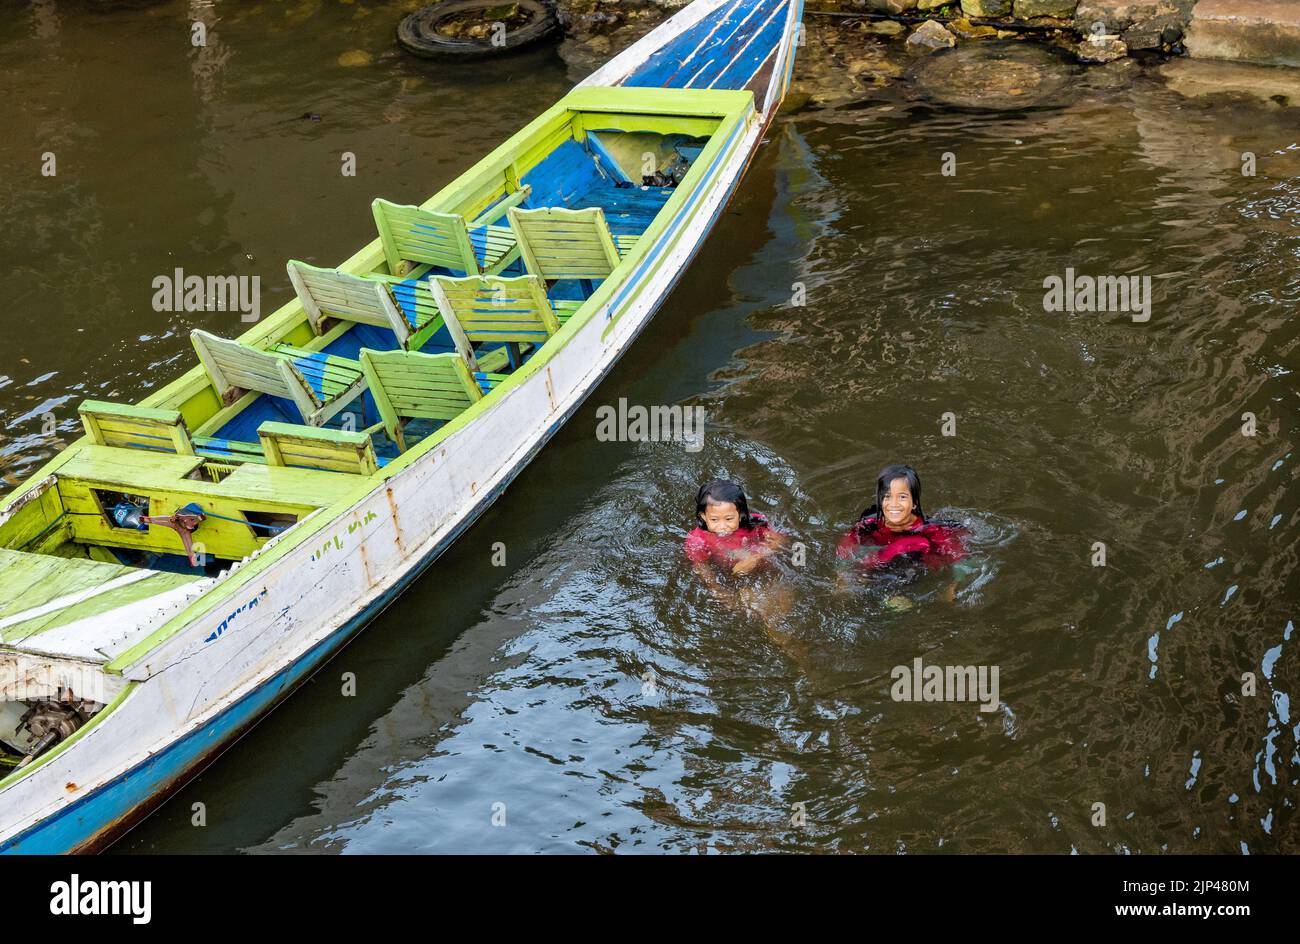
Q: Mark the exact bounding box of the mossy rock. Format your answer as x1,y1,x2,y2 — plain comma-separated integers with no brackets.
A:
1012,0,1076,16
961,0,1011,15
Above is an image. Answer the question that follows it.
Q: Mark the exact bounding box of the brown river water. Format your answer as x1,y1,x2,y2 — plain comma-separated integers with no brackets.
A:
0,2,1296,853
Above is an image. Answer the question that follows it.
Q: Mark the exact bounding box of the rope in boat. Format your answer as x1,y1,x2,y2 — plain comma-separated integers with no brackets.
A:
18,506,284,562
191,508,289,532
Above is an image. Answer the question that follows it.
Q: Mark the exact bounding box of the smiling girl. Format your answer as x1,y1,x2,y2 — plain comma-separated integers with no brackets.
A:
837,464,968,574
685,479,798,648
685,479,787,580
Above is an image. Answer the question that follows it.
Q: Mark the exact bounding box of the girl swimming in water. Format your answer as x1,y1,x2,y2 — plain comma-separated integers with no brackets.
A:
685,479,786,579
685,479,797,646
838,464,967,589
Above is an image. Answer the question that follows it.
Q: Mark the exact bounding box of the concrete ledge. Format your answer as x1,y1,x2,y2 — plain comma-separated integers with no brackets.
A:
1186,0,1300,67
1161,56,1300,101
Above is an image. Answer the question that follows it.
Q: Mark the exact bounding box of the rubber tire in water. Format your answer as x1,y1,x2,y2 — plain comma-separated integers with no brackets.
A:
397,0,559,59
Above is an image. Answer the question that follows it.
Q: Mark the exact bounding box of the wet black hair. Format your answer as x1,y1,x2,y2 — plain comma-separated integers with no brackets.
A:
860,463,926,525
695,479,755,531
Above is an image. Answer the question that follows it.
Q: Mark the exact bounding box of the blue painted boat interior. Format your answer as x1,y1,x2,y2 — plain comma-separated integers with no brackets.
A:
210,129,700,456
622,0,789,92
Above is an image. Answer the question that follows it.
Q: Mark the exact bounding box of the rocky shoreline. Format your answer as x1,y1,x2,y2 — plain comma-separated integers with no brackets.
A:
812,1,1195,63
552,0,1299,113
555,0,1197,71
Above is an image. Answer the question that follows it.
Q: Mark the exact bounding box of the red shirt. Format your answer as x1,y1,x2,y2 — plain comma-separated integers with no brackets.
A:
685,513,777,567
836,515,967,571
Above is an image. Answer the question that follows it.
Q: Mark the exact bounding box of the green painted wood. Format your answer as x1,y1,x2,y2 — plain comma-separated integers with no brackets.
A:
57,445,356,509
286,260,414,348
0,549,133,622
0,481,68,553
372,199,481,276
0,546,199,643
257,421,378,475
427,274,560,373
78,401,185,425
191,330,367,427
59,446,206,485
565,84,747,116
572,113,721,137
371,199,524,278
358,347,482,452
507,207,623,282
79,400,195,456
49,438,363,559
192,437,267,464
552,299,583,321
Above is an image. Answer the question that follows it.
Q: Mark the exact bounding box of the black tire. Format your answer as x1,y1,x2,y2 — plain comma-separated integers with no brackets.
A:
397,0,559,60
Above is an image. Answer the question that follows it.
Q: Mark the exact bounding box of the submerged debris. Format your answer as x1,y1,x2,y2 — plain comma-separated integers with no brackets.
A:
907,19,957,50
1077,31,1127,64
907,40,1078,110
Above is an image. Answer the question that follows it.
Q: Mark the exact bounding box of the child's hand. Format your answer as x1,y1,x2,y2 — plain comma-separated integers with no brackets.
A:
731,544,775,574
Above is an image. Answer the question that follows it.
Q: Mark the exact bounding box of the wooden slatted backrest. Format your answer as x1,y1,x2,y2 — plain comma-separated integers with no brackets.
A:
358,348,482,452
428,275,560,371
257,421,378,476
383,275,443,341
507,206,622,281
286,260,411,347
372,199,479,277
191,329,320,416
79,400,195,455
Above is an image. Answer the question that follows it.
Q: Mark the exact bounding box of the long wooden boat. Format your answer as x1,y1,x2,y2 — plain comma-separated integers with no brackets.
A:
0,0,803,852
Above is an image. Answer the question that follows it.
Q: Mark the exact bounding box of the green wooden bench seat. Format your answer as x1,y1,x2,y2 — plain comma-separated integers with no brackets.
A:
372,186,531,279
287,261,439,350
192,436,266,464
428,274,564,373
506,206,625,286
257,422,378,475
78,399,270,465
358,348,505,453
191,329,367,427
79,400,195,455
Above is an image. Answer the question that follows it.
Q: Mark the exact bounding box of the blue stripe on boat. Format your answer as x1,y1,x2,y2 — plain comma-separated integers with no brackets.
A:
706,0,789,91
622,0,786,91
389,277,429,328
